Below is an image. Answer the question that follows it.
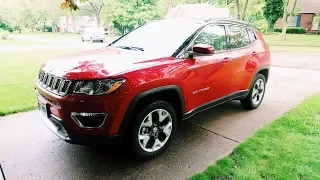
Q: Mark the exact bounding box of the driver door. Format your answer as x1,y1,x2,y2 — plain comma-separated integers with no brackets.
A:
183,24,234,112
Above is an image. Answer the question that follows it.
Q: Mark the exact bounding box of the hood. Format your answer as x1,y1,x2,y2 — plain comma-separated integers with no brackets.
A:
42,47,166,80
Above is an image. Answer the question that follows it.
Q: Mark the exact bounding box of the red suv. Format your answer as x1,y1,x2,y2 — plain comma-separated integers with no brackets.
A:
35,18,270,159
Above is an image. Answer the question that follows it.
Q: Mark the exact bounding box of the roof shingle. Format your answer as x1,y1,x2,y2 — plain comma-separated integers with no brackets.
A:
289,0,320,14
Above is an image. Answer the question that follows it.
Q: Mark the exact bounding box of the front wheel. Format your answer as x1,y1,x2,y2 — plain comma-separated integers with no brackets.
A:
131,101,177,160
241,74,266,110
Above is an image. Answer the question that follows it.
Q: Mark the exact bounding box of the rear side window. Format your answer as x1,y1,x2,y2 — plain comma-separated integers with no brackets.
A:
247,29,257,42
192,25,228,52
228,25,250,49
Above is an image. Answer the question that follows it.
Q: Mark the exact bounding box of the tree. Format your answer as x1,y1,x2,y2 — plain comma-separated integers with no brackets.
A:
86,0,104,27
109,0,158,34
240,0,249,20
281,0,298,40
234,0,239,20
263,0,284,32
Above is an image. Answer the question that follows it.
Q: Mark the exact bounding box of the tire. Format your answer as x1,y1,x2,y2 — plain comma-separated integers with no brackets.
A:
131,101,177,160
81,37,84,42
241,74,266,110
100,40,104,43
90,38,94,43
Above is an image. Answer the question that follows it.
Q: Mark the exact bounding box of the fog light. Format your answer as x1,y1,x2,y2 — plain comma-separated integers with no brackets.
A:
71,112,107,128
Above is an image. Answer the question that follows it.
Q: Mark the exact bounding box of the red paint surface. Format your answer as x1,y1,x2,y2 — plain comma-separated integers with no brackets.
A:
35,29,270,136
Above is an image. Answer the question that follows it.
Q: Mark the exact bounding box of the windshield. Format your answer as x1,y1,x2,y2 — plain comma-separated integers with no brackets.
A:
111,19,202,56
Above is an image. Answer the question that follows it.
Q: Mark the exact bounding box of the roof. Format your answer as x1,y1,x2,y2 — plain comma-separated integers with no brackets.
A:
289,0,320,14
165,3,232,19
161,17,253,28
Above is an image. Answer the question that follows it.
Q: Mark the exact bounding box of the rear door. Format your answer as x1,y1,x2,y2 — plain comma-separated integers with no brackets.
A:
224,25,256,93
183,24,234,111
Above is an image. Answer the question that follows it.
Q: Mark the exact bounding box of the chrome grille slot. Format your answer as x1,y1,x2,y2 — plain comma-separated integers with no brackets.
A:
60,80,71,94
43,73,49,86
53,78,62,91
37,69,71,96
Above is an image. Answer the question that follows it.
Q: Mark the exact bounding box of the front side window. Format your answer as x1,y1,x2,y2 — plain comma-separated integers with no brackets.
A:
228,25,250,49
192,25,228,52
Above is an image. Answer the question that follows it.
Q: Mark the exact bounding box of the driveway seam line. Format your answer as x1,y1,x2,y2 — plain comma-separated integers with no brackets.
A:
187,122,240,143
264,99,293,106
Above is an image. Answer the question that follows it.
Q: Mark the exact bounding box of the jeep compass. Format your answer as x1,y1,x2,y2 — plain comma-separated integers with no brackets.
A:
35,18,270,159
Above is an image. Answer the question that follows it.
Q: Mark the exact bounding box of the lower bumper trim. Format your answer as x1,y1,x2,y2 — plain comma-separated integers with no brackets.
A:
40,111,121,145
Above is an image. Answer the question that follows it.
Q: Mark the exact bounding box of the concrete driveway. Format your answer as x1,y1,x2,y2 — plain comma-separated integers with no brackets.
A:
1,52,320,180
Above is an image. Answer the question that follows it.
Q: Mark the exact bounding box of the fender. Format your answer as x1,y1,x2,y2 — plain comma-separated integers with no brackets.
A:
249,65,270,90
119,85,185,134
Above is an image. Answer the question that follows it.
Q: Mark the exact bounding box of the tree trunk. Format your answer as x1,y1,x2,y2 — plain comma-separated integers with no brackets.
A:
240,0,249,20
281,0,298,40
96,13,101,27
267,23,274,32
234,0,239,20
70,12,77,34
281,0,289,40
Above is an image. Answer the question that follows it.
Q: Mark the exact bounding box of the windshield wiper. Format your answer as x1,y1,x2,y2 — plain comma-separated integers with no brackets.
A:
114,45,144,51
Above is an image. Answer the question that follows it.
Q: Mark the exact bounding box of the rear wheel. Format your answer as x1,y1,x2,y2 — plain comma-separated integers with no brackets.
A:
90,38,94,43
131,101,177,160
81,37,84,42
100,40,104,43
241,74,266,110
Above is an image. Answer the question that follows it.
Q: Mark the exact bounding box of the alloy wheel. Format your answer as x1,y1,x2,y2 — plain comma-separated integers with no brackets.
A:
252,79,265,105
138,109,172,153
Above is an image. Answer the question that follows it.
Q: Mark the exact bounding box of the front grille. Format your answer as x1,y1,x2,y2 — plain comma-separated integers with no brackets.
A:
37,69,71,96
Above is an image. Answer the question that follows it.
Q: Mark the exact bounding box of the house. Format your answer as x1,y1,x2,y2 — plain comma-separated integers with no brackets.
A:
55,16,98,33
165,3,232,19
275,0,320,32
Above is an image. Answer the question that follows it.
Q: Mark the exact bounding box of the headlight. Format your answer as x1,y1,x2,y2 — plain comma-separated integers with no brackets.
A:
73,79,126,95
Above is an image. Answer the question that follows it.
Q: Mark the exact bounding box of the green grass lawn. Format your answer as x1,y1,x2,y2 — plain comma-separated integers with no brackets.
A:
0,49,82,116
0,39,49,46
264,34,320,46
190,93,320,180
264,34,320,53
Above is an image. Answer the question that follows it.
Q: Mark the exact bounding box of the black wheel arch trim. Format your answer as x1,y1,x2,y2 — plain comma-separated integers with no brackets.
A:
119,85,185,134
249,65,270,90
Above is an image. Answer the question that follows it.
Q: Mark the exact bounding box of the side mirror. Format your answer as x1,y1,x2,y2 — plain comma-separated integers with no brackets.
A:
192,44,215,55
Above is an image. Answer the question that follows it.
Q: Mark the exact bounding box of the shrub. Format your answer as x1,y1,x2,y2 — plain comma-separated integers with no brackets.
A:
274,27,306,34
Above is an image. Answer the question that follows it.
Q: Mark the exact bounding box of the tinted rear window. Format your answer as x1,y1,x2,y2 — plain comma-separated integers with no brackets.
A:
228,25,250,49
247,29,257,42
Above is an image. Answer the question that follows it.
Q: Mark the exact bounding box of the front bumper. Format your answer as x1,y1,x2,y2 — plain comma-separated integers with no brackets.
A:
40,111,121,145
35,79,134,145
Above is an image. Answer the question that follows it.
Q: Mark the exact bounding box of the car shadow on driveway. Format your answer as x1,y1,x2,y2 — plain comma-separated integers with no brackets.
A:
54,102,243,180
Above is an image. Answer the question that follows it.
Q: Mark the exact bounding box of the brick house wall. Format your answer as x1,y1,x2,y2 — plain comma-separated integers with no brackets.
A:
275,13,315,30
300,13,314,30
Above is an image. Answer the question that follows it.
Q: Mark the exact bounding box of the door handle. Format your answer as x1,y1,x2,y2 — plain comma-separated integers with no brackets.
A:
222,57,231,63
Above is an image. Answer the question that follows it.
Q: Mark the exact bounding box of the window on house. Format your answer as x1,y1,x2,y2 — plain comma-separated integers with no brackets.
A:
288,16,298,27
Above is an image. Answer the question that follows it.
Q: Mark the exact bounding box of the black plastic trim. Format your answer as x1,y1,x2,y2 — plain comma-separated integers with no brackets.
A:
249,65,270,90
41,112,121,145
183,90,249,119
119,85,185,134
